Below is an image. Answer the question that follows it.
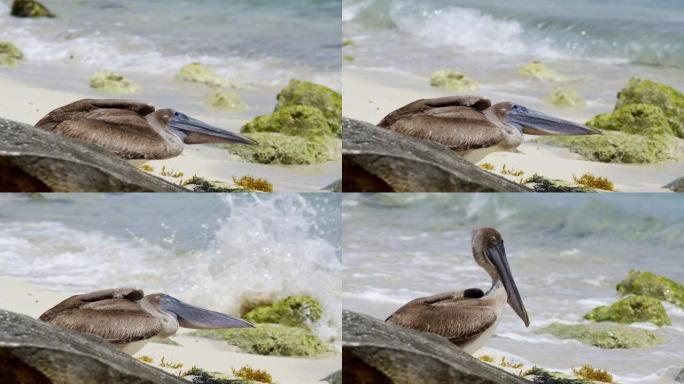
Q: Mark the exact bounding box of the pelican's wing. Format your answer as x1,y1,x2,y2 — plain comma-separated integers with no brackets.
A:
386,290,497,345
378,96,491,128
40,288,144,321
42,298,163,344
35,99,155,130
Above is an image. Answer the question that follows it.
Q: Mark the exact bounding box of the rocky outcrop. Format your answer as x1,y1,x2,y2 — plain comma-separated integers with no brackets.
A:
536,322,664,349
342,118,530,192
342,310,528,384
0,117,185,192
617,270,684,308
584,295,671,326
429,69,480,92
89,71,143,94
10,0,55,18
0,309,185,384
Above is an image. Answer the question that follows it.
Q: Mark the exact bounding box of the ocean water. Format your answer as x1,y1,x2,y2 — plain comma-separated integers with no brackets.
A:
343,194,684,383
0,193,342,342
0,0,341,87
343,0,684,113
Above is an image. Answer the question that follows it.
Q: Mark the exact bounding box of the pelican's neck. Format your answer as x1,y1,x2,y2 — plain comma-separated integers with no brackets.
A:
483,108,524,149
144,114,184,159
138,298,179,337
485,278,502,296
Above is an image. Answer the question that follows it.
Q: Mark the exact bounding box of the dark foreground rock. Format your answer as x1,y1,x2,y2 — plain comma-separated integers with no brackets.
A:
0,309,185,384
342,118,530,192
0,118,184,192
342,310,528,384
666,176,684,192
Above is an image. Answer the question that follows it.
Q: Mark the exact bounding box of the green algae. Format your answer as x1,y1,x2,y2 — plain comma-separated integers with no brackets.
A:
191,324,334,357
10,0,54,18
584,295,671,326
224,132,339,165
244,296,323,327
0,42,24,66
536,322,664,349
588,103,673,136
176,63,236,88
519,61,564,82
242,105,332,138
429,69,480,92
205,88,247,110
544,87,585,108
89,71,143,94
616,77,684,138
342,39,356,48
274,79,342,137
617,270,684,309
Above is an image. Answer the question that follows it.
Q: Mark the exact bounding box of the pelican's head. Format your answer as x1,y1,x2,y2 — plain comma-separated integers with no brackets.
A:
494,102,600,137
147,293,255,330
471,228,529,327
154,109,258,146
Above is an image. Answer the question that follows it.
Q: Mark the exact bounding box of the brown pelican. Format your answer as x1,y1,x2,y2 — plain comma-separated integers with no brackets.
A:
34,99,257,160
39,288,254,354
378,96,599,162
386,228,529,354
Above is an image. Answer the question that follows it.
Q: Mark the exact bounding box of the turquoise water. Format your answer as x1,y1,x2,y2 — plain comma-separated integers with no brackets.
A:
343,194,684,383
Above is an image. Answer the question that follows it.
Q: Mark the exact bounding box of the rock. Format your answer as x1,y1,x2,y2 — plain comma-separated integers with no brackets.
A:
10,0,54,18
0,117,185,192
205,88,246,110
519,61,564,82
536,322,664,349
323,179,342,192
0,41,24,66
322,370,341,384
617,270,684,308
544,87,585,108
89,71,143,94
342,310,528,384
224,132,339,165
342,118,531,192
242,105,333,138
244,296,323,327
274,79,342,137
191,324,334,357
615,77,684,138
588,103,673,136
429,69,480,92
182,175,235,192
522,174,594,192
665,176,684,192
523,366,593,384
584,295,671,326
0,309,185,384
175,63,236,88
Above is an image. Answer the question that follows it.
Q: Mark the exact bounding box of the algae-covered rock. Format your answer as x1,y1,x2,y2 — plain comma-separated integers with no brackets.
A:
584,295,671,326
242,105,332,138
587,103,673,136
244,296,323,327
11,0,54,17
191,324,334,357
205,88,247,110
225,132,338,165
429,69,480,92
176,63,236,88
274,79,342,137
0,42,24,66
519,61,564,82
90,71,143,94
616,77,684,138
523,366,593,384
617,270,684,308
544,87,585,108
182,176,234,192
523,174,594,192
536,322,665,349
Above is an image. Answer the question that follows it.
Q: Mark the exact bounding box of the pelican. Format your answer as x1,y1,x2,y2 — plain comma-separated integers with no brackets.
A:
378,96,600,162
39,288,254,354
386,228,529,354
34,99,257,161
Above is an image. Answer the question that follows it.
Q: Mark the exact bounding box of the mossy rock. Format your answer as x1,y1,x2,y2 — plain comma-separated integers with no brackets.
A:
523,174,594,192
519,61,564,82
536,130,675,164
224,132,339,165
274,79,342,137
523,367,593,384
536,322,665,349
587,103,673,137
205,89,247,110
11,0,54,18
429,69,480,92
617,270,684,309
616,77,684,138
544,87,585,108
0,42,24,66
244,296,323,327
191,324,334,357
182,367,253,384
89,71,142,94
242,105,332,138
584,295,671,326
183,176,236,192
176,63,236,88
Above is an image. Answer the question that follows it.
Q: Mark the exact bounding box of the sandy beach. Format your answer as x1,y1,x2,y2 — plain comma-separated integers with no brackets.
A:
0,276,341,384
343,67,684,192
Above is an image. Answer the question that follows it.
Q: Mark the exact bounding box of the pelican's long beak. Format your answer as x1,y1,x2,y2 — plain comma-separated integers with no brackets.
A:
161,295,255,329
168,113,258,145
485,242,530,326
506,106,600,136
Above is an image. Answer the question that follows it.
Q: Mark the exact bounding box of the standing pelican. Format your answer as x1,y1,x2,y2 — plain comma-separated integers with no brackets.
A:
34,99,257,160
39,288,254,354
378,96,599,162
386,228,529,354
